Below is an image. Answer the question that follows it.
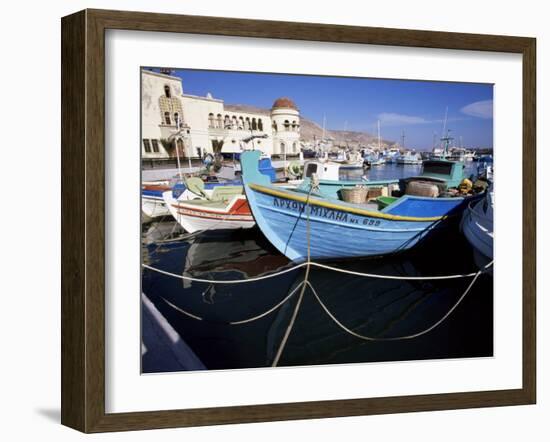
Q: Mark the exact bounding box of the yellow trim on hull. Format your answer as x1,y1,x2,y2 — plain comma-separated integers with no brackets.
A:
248,183,445,222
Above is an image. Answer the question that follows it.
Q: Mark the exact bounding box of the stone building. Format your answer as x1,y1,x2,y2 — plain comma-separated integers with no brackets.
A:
141,69,301,159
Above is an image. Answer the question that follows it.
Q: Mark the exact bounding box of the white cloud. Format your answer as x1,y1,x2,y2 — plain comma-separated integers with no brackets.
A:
460,99,493,119
377,113,430,126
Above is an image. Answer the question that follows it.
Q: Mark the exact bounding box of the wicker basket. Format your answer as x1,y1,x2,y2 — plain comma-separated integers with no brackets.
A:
340,186,368,204
367,186,384,200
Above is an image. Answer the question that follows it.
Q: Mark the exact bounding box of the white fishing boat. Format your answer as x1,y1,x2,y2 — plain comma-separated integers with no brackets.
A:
461,187,494,270
141,177,243,222
142,181,173,221
163,184,255,233
332,150,365,169
396,150,423,165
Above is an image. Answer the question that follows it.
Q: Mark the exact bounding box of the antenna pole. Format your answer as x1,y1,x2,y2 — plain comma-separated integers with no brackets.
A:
377,120,381,151
441,106,448,149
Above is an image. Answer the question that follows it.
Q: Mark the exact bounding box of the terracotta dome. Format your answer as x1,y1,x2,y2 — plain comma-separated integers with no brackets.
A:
272,97,298,110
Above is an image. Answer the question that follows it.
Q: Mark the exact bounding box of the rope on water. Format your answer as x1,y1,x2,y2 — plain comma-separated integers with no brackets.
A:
142,259,492,283
230,282,305,325
143,262,306,284
157,276,305,324
306,262,489,341
310,260,492,280
161,297,204,321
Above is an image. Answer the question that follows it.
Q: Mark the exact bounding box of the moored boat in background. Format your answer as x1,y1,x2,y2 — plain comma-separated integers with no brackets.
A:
396,150,423,165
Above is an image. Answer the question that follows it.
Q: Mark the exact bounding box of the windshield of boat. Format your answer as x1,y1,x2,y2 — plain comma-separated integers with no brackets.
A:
305,163,318,178
422,161,453,176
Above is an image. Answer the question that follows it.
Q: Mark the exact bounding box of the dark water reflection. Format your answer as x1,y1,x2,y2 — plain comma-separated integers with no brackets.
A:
142,211,493,372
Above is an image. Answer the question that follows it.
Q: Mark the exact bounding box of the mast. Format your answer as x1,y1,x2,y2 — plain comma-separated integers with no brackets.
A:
440,129,454,158
401,129,405,149
322,114,326,140
440,106,448,150
377,120,381,151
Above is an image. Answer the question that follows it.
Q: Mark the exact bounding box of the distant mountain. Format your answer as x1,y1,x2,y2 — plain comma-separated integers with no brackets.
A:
225,103,395,148
224,103,271,116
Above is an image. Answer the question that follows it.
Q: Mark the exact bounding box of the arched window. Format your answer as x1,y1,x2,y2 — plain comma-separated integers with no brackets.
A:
208,113,215,128
174,112,180,127
216,114,223,129
258,119,263,131
280,142,286,153
164,85,171,98
238,116,244,130
252,118,258,130
293,142,297,152
224,115,231,128
284,120,290,131
272,121,277,132
245,117,251,130
292,120,297,131
232,115,238,129
164,111,171,125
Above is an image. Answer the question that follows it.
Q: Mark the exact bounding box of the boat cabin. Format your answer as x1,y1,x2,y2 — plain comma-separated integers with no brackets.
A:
303,161,340,181
412,159,464,189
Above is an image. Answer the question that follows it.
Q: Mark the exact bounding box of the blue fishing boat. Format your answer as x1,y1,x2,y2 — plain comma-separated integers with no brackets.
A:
240,151,481,261
461,187,493,270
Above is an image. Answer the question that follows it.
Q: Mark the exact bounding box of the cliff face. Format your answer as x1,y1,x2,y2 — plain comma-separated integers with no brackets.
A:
225,103,394,147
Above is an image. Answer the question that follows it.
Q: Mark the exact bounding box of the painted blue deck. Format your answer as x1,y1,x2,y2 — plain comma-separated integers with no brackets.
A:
383,195,472,217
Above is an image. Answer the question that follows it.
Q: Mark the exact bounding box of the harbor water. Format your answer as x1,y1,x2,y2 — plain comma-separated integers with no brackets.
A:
142,161,493,372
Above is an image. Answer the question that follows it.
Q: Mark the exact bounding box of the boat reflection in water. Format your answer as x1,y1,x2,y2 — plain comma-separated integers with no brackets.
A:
142,222,493,372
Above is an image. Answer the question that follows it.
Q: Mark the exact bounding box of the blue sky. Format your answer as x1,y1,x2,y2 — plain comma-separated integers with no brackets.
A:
152,68,493,150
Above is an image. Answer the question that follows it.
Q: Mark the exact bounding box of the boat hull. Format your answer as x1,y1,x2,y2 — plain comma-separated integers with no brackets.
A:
245,185,471,261
163,191,255,233
461,192,493,263
142,195,171,220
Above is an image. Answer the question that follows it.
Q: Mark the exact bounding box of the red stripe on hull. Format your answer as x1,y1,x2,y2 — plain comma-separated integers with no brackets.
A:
172,199,252,216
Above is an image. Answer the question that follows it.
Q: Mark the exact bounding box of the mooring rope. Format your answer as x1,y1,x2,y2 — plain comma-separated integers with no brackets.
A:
306,262,489,341
142,260,489,283
143,262,305,284
143,180,494,366
271,186,314,367
310,261,490,280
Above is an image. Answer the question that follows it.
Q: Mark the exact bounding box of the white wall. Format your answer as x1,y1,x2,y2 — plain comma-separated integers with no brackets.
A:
0,1,547,441
141,70,184,157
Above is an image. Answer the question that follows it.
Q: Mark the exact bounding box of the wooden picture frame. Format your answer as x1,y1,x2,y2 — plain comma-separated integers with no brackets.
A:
61,8,536,433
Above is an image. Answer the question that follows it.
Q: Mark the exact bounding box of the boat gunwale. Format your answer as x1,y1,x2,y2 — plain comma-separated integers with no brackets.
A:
247,183,463,222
